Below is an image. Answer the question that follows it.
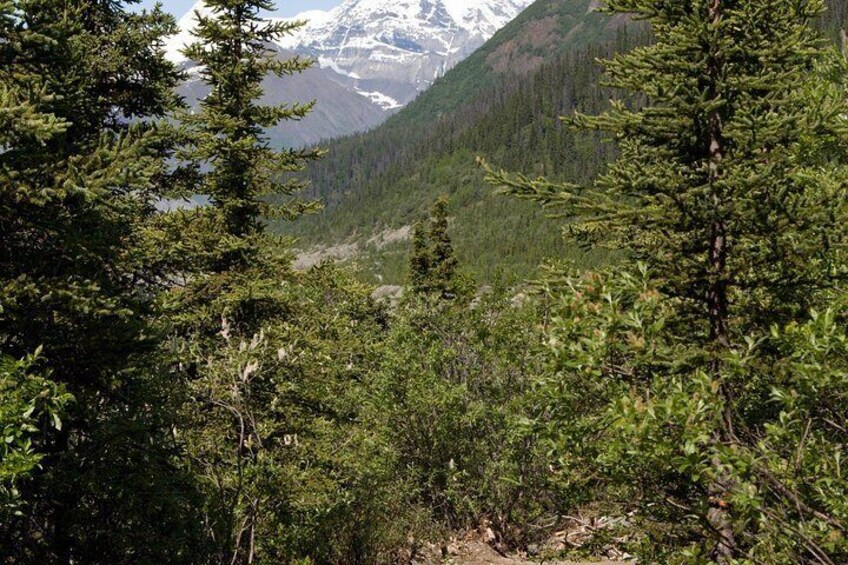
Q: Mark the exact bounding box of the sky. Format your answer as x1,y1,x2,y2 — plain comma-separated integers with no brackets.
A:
137,0,342,18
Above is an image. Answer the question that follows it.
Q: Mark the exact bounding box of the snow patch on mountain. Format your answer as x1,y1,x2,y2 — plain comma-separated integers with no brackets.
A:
317,56,361,80
354,88,402,111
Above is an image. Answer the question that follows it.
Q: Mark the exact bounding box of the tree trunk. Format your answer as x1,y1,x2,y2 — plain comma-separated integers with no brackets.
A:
706,1,737,562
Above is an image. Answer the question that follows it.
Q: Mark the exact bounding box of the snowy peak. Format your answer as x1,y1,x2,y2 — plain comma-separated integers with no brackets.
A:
275,0,533,107
443,0,534,37
164,0,215,63
277,0,532,52
164,0,533,115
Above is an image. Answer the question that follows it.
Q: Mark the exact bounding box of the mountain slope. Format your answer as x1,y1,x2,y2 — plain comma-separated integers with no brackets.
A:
276,0,634,282
299,0,625,206
390,0,628,126
279,0,848,284
177,46,387,148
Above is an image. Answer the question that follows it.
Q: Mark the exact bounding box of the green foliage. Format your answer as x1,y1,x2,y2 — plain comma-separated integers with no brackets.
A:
173,254,404,563
366,279,557,548
531,265,848,563
179,0,320,271
489,1,848,562
409,221,431,292
408,197,465,298
0,350,71,516
0,1,206,561
3,0,848,561
168,2,420,562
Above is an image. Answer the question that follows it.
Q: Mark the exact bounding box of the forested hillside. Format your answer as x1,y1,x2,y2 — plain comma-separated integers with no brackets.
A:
280,0,848,284
277,0,637,283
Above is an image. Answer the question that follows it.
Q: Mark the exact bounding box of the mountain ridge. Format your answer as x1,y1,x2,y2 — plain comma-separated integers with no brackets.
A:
166,0,534,124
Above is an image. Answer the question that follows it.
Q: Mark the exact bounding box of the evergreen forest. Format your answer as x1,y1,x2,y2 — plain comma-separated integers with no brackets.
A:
2,0,848,564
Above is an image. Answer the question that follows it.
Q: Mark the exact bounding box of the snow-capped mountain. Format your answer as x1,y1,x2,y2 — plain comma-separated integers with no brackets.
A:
272,0,534,109
165,0,533,144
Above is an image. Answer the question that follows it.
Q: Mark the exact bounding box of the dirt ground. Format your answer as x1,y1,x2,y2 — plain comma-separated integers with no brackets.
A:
421,541,627,565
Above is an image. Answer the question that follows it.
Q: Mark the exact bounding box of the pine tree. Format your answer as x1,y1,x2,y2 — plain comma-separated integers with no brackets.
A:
489,0,848,561
0,1,202,561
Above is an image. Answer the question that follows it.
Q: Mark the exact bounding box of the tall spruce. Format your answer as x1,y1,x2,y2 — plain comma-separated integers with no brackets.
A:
180,0,319,275
0,1,204,561
408,197,461,299
428,197,460,298
172,2,328,562
489,0,848,561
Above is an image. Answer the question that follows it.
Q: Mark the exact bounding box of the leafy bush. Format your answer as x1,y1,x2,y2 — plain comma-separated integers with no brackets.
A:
530,264,848,562
367,286,557,547
0,350,71,516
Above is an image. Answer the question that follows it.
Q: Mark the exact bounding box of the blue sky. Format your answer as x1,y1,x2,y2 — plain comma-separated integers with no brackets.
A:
137,0,342,18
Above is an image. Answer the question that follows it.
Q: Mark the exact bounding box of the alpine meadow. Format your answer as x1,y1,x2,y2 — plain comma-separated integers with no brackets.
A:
1,0,848,564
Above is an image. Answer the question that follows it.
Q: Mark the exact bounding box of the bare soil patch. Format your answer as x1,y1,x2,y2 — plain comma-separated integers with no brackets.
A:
419,541,626,565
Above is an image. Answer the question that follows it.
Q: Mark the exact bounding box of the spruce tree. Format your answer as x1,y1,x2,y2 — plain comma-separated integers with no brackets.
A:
167,2,394,549
170,3,345,562
179,0,318,275
408,197,461,299
0,1,201,561
429,197,460,299
489,0,848,561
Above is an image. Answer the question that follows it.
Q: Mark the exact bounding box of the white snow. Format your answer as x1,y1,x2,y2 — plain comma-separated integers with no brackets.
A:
163,0,534,110
354,89,403,111
269,0,532,79
164,0,216,63
317,56,361,79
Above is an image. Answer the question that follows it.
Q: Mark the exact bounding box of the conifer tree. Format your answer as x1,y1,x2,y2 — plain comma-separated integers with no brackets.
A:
179,0,319,275
489,0,848,561
429,197,460,298
171,3,356,562
0,1,201,561
408,197,461,299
